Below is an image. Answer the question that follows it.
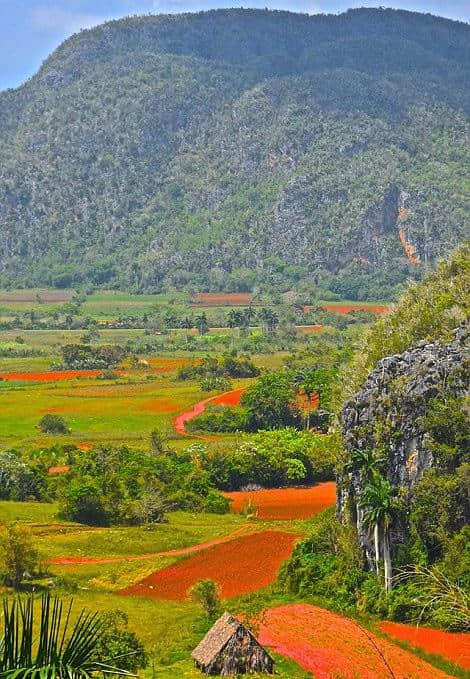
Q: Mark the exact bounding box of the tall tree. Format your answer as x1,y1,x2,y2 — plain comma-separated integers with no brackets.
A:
359,474,398,592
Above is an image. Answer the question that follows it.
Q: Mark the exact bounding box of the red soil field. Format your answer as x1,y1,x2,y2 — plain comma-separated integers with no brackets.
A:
0,361,187,383
257,604,451,679
303,304,390,315
173,387,245,436
190,293,262,307
224,482,336,520
118,531,298,600
380,621,470,670
0,370,107,382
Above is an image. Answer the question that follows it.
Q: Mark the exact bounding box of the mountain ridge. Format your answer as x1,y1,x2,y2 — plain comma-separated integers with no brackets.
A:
0,7,468,296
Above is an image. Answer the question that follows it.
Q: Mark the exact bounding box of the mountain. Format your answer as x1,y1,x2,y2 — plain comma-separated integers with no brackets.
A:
0,8,468,297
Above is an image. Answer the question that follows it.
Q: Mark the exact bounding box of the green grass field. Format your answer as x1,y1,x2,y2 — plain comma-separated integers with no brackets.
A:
0,499,312,678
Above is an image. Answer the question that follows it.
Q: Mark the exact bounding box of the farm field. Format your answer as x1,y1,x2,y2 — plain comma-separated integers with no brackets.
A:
0,287,465,679
0,369,207,448
1,493,464,678
257,604,453,679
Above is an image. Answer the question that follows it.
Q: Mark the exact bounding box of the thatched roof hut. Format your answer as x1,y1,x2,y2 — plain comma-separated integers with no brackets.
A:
191,611,274,675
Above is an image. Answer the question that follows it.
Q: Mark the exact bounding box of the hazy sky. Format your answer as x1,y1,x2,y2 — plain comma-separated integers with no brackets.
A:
1,1,468,91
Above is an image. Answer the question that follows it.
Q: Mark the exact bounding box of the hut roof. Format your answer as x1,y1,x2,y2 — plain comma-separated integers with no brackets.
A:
191,612,244,665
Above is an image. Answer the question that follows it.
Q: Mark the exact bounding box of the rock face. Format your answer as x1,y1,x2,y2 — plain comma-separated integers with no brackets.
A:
339,322,469,568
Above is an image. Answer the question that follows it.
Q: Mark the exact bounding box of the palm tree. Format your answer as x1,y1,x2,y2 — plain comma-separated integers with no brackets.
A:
195,313,209,335
358,474,398,592
345,447,385,480
294,369,318,430
0,592,132,677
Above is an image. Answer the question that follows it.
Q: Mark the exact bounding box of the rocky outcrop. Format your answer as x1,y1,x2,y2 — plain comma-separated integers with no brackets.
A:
339,322,469,568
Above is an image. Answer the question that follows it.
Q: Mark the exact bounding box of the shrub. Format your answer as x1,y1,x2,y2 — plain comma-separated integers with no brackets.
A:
186,405,246,433
189,579,220,619
199,376,232,392
38,414,69,434
134,490,167,524
0,523,40,588
0,452,44,500
93,610,148,672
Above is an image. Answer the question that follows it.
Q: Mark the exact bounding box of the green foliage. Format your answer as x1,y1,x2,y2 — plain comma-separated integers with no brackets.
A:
410,470,468,562
38,414,69,435
418,396,470,471
189,579,220,620
280,509,369,612
340,243,469,403
178,354,259,380
194,428,338,490
0,523,39,589
0,10,468,295
61,343,126,370
0,452,44,501
0,593,132,676
58,445,229,525
93,610,148,672
241,371,301,431
199,376,232,392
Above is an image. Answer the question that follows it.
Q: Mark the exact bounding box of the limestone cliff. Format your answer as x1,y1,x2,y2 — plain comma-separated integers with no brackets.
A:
339,321,469,569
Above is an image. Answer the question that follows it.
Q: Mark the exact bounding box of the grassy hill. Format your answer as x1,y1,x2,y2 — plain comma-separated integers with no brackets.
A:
0,8,468,298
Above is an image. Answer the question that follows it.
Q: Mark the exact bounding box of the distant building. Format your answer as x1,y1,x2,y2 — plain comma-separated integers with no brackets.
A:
191,611,274,675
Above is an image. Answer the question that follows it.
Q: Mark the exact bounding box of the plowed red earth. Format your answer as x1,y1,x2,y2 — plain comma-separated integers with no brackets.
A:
1,362,186,382
380,621,470,670
0,370,109,382
303,304,390,315
173,387,245,436
224,482,336,520
118,531,298,600
257,604,451,678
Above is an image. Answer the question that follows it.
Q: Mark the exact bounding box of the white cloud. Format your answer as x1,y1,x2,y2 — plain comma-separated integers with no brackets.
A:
31,6,105,33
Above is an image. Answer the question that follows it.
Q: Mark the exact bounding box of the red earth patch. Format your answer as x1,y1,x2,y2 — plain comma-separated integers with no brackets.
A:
380,621,470,670
173,387,246,436
224,482,336,520
118,531,298,600
257,604,451,678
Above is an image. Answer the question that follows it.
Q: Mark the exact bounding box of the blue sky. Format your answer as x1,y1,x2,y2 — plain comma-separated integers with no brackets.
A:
1,1,468,91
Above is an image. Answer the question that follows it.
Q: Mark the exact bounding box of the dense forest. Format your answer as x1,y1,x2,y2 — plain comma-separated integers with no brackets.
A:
0,8,469,298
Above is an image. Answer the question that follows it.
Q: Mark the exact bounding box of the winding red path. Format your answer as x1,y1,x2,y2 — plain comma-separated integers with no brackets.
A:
47,524,256,566
173,386,245,436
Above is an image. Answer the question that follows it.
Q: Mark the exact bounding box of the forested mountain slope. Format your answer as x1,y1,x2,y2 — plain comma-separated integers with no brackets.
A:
0,8,469,296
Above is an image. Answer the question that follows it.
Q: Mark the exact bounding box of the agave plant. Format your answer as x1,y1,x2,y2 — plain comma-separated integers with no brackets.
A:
0,592,134,678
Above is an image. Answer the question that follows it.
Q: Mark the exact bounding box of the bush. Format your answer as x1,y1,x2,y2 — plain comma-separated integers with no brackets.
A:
0,452,44,500
189,579,220,619
38,414,69,434
93,610,148,672
133,490,167,524
199,376,232,392
194,429,338,490
0,523,40,588
59,479,108,525
186,405,246,433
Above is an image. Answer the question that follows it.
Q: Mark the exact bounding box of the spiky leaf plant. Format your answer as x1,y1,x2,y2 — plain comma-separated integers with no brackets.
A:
0,593,134,677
